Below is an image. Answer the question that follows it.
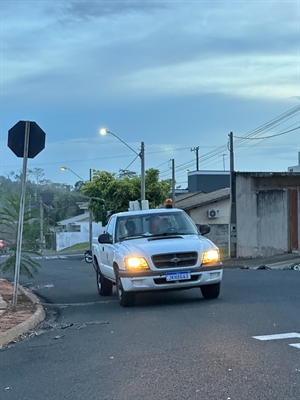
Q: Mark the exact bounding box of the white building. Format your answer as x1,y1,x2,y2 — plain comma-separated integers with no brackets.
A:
54,211,105,251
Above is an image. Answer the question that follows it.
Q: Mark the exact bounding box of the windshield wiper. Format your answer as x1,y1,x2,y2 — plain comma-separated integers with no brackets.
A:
151,231,189,237
118,235,146,241
148,234,184,241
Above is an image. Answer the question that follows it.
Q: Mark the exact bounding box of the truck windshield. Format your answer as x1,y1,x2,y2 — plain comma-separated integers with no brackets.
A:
115,211,198,241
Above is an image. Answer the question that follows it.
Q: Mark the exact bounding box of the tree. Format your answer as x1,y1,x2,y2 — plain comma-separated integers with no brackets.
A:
0,195,41,278
81,168,172,222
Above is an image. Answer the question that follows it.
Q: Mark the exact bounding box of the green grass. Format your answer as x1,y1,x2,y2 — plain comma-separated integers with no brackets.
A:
57,242,90,253
219,246,229,259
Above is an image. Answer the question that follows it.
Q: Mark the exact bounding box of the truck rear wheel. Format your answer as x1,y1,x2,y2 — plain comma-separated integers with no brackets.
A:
96,267,112,296
200,282,220,299
117,275,135,307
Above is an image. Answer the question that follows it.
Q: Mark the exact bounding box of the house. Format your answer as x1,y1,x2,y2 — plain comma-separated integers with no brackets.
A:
174,188,230,249
187,170,230,193
175,169,300,258
234,172,300,257
53,210,105,251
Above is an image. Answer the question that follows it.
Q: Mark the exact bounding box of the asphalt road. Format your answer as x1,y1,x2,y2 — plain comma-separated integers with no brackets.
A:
0,255,300,400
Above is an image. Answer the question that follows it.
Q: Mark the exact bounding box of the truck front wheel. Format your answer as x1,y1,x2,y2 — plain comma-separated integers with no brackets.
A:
96,267,113,296
116,275,135,307
200,282,220,299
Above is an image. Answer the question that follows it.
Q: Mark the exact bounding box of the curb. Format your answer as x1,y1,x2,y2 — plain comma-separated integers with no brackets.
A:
0,284,45,350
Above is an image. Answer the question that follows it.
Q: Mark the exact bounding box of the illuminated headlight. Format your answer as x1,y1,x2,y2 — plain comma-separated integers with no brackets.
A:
125,257,149,270
202,250,220,264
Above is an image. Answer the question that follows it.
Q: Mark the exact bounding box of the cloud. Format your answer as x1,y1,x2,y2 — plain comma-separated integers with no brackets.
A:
1,0,299,185
51,0,170,22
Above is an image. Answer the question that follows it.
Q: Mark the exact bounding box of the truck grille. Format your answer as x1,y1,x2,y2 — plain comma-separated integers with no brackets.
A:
151,252,198,269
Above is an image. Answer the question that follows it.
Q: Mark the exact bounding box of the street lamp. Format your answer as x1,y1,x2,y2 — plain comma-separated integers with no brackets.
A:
100,128,145,200
60,166,84,181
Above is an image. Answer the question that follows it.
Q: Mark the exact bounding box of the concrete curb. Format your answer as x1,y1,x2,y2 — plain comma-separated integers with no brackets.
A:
222,257,300,270
0,285,45,350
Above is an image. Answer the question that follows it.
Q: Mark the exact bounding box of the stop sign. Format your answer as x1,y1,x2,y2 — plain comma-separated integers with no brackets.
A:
8,120,46,158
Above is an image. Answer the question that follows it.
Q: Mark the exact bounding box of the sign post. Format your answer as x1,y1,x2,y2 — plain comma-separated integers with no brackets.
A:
12,122,30,308
8,120,46,308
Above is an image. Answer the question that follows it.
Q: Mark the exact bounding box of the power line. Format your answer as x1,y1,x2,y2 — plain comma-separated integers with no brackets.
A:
233,126,300,140
184,105,300,172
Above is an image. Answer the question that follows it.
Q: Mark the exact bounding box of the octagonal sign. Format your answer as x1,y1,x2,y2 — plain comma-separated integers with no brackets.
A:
8,120,46,158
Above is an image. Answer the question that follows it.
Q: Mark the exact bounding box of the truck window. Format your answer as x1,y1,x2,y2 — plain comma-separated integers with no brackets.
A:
106,216,115,241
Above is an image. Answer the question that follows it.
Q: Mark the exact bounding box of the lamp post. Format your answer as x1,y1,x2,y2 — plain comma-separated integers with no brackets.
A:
60,166,93,251
100,128,145,200
60,166,84,181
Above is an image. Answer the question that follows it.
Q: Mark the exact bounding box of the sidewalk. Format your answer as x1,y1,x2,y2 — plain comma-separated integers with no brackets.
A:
222,252,300,270
0,279,45,349
0,252,300,349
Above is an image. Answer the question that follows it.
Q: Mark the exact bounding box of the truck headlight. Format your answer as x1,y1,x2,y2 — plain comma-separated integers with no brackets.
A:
202,250,220,264
125,257,149,270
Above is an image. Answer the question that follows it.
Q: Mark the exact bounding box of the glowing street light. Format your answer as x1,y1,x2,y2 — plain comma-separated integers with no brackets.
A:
100,128,145,200
60,166,84,181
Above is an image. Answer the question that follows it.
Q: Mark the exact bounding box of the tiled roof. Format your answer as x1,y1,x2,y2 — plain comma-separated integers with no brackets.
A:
175,188,230,210
57,213,89,225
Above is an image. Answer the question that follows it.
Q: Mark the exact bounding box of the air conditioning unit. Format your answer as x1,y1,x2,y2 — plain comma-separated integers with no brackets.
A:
208,208,219,219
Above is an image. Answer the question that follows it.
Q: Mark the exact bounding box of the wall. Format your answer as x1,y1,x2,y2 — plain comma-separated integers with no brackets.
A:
206,224,228,249
188,197,229,225
56,222,105,251
236,174,289,257
186,198,230,247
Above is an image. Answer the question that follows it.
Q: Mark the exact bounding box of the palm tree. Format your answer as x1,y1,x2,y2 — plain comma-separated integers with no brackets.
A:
0,194,41,278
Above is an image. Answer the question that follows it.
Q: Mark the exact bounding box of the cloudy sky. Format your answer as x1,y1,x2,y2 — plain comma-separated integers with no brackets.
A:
1,0,299,188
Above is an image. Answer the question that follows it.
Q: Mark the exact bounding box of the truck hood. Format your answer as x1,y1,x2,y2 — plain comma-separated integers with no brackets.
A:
117,234,217,257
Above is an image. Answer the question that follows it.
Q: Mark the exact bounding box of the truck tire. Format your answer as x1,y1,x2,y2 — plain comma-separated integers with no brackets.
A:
116,275,135,307
96,267,113,296
200,282,220,299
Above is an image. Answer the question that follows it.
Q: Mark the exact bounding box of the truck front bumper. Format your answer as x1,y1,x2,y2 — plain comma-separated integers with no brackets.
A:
118,266,223,292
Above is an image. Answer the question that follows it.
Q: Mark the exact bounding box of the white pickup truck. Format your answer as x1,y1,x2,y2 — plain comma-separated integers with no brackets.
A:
92,202,223,307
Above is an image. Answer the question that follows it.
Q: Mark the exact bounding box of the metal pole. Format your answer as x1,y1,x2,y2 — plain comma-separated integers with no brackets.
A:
172,159,175,206
12,121,30,309
89,169,93,251
229,132,237,258
140,142,145,200
40,195,44,253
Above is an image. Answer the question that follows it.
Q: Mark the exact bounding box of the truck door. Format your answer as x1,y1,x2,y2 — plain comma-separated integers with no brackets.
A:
100,217,117,280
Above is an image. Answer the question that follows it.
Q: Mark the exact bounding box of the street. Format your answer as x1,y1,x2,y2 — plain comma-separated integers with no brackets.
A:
0,255,300,400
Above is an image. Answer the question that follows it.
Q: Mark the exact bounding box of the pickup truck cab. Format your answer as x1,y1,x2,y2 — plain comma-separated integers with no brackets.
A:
92,203,223,307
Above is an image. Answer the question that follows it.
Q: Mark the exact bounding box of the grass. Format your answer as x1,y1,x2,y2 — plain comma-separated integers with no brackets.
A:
219,246,229,259
43,242,90,254
60,242,89,252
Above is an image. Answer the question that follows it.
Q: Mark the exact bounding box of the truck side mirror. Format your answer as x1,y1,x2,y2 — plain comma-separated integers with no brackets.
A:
98,233,112,244
197,224,211,236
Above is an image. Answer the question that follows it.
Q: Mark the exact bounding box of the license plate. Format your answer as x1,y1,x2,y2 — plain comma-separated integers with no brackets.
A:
166,271,191,282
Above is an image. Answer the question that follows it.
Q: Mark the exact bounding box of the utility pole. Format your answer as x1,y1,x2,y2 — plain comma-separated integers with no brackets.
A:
140,142,145,200
171,159,175,206
89,169,93,251
191,147,199,170
229,132,237,258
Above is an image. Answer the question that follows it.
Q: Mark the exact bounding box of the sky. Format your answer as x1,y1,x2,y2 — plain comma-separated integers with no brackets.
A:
1,0,300,188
